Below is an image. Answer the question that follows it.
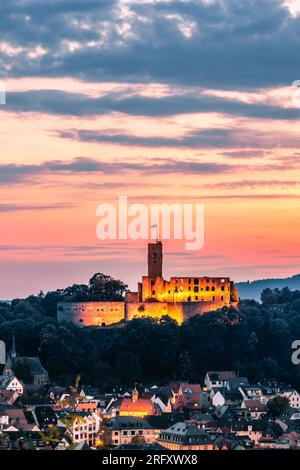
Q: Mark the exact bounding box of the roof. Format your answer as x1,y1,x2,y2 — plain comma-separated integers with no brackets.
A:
207,371,237,381
146,413,185,429
158,422,212,445
243,400,267,412
18,357,47,376
119,397,155,415
107,416,151,430
179,384,201,394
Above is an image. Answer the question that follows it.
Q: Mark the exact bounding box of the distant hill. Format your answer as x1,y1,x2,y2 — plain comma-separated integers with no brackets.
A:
236,274,300,301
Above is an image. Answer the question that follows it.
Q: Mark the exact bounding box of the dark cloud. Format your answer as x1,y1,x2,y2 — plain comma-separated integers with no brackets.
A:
0,156,234,186
58,126,300,150
6,88,300,120
0,0,299,90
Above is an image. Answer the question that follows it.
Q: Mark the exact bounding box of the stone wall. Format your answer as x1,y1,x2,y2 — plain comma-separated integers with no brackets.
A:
125,300,230,325
57,302,125,327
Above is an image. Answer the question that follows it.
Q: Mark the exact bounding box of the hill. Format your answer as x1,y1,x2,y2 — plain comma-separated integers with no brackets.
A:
237,274,300,301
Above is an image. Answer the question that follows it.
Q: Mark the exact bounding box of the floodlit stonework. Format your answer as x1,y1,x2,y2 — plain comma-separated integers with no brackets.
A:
57,241,239,327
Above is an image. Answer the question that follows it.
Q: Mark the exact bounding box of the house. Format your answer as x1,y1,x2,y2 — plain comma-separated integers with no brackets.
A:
157,422,214,450
119,386,156,418
105,416,156,446
0,407,40,433
205,372,236,391
64,411,100,447
239,385,263,401
226,377,249,391
211,389,226,407
0,372,23,396
150,386,174,413
281,390,300,409
276,407,300,432
241,400,267,419
210,387,243,408
0,389,20,405
273,431,300,449
3,337,49,390
173,384,208,410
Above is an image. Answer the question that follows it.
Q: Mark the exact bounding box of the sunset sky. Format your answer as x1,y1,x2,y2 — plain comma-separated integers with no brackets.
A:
1,0,300,299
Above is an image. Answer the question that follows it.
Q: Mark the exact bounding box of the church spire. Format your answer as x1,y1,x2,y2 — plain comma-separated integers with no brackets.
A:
11,335,16,360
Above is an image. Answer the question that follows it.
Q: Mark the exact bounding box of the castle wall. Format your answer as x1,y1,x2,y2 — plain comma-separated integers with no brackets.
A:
126,300,230,325
57,302,125,327
141,275,232,304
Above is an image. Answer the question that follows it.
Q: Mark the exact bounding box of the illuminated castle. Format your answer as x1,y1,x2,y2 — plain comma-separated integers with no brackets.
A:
57,241,239,327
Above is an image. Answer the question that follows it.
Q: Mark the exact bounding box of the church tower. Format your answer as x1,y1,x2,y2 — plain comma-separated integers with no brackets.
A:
132,383,139,403
148,241,163,278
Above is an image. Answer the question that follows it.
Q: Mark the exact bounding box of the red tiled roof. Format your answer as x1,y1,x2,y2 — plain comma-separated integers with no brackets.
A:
119,398,155,415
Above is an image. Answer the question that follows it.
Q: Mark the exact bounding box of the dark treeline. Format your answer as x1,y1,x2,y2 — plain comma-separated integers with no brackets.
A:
1,284,300,390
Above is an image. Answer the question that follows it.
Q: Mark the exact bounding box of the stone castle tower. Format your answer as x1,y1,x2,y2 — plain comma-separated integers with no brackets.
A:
148,240,163,278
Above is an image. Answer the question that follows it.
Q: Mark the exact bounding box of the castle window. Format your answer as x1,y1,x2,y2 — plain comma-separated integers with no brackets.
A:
187,296,191,302
194,286,199,293
188,278,191,284
206,286,209,291
221,296,224,301
212,286,215,291
194,278,199,285
213,296,215,301
168,290,171,294
188,286,191,291
195,296,198,301
221,286,225,291
206,278,209,283
152,290,156,295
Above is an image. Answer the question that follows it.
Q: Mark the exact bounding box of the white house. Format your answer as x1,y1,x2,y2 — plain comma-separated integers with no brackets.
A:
204,371,236,391
0,372,23,395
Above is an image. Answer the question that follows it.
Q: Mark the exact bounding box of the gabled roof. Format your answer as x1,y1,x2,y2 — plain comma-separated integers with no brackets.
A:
243,400,267,412
207,371,237,381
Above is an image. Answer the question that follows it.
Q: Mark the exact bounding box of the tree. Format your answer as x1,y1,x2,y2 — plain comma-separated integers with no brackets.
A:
267,395,290,418
89,273,128,300
13,359,34,385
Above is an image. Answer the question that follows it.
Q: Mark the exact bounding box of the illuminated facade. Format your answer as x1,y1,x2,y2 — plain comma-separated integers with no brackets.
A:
57,241,239,326
119,386,155,418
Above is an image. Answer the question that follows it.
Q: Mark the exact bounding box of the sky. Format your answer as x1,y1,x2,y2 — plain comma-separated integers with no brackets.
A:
1,0,300,299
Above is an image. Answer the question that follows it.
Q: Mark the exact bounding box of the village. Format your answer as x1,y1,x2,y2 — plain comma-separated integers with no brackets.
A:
1,338,300,451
